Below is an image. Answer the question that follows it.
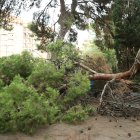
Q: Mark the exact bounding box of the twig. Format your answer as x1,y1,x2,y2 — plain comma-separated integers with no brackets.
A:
37,0,53,22
100,78,115,105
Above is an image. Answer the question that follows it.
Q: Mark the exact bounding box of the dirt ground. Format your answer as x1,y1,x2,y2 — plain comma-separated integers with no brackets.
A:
0,115,140,140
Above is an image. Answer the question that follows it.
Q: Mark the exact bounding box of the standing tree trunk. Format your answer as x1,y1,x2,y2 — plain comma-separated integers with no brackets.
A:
58,0,77,39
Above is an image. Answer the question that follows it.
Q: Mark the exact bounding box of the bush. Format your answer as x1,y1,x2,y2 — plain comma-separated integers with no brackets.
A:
0,42,97,134
62,104,88,123
44,87,60,123
0,51,34,84
84,105,96,116
47,40,79,69
28,60,64,92
0,79,4,90
45,87,59,100
64,72,90,103
0,75,59,134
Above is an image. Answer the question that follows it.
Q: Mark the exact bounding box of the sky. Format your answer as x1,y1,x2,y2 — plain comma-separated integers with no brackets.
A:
20,10,34,23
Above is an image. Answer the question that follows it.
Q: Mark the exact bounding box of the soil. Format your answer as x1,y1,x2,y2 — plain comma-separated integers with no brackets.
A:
0,115,140,140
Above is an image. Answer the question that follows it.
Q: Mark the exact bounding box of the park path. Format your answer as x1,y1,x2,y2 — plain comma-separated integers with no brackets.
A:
0,116,140,140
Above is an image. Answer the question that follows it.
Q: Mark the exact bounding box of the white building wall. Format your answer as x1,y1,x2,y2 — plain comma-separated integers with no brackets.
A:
0,24,38,57
13,24,24,54
0,18,50,59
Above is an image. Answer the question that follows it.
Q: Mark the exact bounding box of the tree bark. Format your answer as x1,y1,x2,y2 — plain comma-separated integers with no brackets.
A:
58,0,77,39
89,70,132,80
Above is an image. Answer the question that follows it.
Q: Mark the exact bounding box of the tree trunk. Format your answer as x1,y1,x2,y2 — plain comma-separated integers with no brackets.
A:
58,11,74,39
58,0,76,39
89,70,132,80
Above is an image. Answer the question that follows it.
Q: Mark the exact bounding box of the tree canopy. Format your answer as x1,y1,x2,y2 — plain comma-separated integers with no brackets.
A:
112,0,140,70
0,0,113,38
1,0,140,70
113,0,140,49
0,0,40,29
93,0,140,70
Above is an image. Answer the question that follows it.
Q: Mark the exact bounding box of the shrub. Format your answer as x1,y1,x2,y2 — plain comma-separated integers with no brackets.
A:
62,104,88,123
0,42,97,134
45,87,59,101
84,105,96,116
0,51,34,84
64,72,90,103
28,60,64,92
44,87,60,123
47,40,79,69
0,79,4,90
18,51,35,78
0,75,59,134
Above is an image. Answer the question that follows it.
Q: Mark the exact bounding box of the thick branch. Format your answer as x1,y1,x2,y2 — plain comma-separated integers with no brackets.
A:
89,49,140,80
76,49,140,81
89,70,131,80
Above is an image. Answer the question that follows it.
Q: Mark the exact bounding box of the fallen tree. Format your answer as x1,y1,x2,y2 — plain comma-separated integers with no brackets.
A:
75,49,140,118
86,49,140,117
76,49,140,81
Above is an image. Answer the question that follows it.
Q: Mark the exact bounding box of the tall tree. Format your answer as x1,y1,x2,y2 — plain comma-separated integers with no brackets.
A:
112,0,140,70
1,0,114,39
93,0,140,71
24,0,113,40
93,8,115,50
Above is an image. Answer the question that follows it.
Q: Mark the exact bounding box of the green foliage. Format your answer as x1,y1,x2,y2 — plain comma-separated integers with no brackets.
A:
92,0,140,70
62,104,88,123
64,72,90,103
84,105,96,116
0,42,96,134
0,79,4,90
82,41,104,57
0,51,34,84
44,87,60,123
111,0,140,70
0,75,49,134
28,60,64,92
0,75,60,134
82,40,115,73
45,87,59,101
102,49,118,72
28,22,54,43
47,40,79,69
113,0,140,49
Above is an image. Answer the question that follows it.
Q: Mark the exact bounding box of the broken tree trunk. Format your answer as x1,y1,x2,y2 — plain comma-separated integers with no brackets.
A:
89,71,131,80
78,49,140,81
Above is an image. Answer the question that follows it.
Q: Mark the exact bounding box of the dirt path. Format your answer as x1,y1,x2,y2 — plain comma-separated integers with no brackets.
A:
0,116,140,140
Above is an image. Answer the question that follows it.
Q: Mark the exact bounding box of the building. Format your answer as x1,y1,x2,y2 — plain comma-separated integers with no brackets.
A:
0,16,50,59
